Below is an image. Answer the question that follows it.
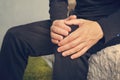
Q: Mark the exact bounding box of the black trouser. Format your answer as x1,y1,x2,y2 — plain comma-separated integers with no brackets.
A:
1,20,119,80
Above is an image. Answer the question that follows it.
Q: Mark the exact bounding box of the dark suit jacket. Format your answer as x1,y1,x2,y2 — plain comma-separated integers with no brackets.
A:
49,0,120,43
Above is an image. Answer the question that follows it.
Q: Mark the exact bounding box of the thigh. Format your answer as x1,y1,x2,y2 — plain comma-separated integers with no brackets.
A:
104,36,120,48
8,20,55,56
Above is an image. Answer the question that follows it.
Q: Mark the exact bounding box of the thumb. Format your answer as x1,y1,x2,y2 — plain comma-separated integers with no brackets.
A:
65,15,77,21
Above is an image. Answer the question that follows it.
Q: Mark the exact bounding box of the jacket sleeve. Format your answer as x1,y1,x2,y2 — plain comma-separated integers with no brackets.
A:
49,0,68,22
97,9,120,42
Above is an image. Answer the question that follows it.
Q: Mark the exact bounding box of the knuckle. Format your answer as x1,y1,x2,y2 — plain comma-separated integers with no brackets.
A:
53,20,61,25
51,39,54,43
65,37,71,42
53,20,64,26
52,27,57,32
65,44,71,49
68,50,74,55
59,36,63,40
53,20,58,24
75,47,81,52
50,32,54,37
50,26,54,31
69,43,74,48
56,35,61,40
51,39,57,44
69,42,76,47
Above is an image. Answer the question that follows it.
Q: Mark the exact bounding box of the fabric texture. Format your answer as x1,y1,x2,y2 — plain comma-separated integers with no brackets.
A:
88,37,120,80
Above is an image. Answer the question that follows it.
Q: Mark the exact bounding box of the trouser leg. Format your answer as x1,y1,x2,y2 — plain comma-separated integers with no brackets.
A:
0,20,55,80
52,26,104,80
53,50,90,80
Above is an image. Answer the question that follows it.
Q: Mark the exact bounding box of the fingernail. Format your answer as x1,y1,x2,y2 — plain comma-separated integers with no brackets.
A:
62,53,66,56
71,56,74,59
57,48,61,52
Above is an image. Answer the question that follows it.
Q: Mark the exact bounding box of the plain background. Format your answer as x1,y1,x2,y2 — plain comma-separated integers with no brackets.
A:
0,0,49,48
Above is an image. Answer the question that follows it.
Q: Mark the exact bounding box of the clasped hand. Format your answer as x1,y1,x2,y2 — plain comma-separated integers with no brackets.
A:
50,15,103,59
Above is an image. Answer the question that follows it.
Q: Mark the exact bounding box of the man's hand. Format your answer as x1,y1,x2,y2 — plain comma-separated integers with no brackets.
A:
57,19,104,59
50,15,77,44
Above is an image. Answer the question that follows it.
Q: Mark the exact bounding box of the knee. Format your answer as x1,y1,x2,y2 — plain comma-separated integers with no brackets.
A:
5,26,22,38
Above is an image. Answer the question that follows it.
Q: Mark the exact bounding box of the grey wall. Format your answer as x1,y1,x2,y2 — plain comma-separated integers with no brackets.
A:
0,0,49,48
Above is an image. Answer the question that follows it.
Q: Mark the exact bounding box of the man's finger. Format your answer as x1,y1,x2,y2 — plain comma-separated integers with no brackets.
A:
58,28,81,46
57,36,84,52
51,39,59,44
51,26,69,36
65,15,77,21
71,46,89,59
70,40,94,59
62,41,86,56
51,32,63,41
52,20,71,32
65,19,84,26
